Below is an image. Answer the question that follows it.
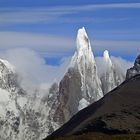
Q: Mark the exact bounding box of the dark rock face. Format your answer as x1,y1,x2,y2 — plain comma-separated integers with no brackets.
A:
126,55,140,79
45,74,140,140
54,67,82,125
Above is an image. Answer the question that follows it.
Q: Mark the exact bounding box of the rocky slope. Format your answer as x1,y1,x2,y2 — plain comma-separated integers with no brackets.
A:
46,73,140,140
126,55,140,79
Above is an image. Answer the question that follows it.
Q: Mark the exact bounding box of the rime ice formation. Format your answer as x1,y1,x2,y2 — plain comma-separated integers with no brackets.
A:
103,50,112,66
100,50,125,94
71,27,103,100
49,28,125,132
53,27,103,125
100,50,116,94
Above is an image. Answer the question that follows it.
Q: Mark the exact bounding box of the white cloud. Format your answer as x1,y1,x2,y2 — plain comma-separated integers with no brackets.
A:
95,55,133,78
0,48,71,92
92,40,140,55
0,47,134,95
111,56,133,74
0,32,75,57
0,8,74,24
57,17,130,24
0,3,140,25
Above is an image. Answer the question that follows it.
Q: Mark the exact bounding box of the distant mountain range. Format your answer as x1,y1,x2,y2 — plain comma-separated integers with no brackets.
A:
0,27,137,140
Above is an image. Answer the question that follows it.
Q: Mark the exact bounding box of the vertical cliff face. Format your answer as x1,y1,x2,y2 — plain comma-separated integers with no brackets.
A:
71,27,103,101
54,27,103,125
56,68,82,124
53,28,126,128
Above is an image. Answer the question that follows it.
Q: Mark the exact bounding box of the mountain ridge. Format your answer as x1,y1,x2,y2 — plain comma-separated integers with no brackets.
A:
0,27,133,140
45,73,140,139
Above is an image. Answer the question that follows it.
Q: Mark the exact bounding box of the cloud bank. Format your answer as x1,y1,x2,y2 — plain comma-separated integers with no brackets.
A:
0,47,133,88
0,48,71,92
96,56,133,77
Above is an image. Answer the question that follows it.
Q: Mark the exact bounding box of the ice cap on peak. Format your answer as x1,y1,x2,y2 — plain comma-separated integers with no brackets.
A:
76,27,91,51
103,50,110,60
78,27,87,36
70,27,95,67
103,50,112,66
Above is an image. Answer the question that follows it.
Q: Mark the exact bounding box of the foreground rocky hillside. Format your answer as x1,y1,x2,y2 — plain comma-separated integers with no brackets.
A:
49,134,140,140
45,56,140,139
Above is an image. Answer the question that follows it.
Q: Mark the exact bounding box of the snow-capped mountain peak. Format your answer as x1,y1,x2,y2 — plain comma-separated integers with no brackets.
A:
71,27,95,67
0,59,15,73
54,27,103,125
71,27,103,100
76,27,90,51
100,50,125,94
103,50,112,66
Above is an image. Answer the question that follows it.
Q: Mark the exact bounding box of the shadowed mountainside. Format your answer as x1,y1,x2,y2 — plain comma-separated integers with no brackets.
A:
45,74,140,140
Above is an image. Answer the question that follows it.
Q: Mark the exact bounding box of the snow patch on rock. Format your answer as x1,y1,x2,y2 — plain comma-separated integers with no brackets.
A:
78,98,90,111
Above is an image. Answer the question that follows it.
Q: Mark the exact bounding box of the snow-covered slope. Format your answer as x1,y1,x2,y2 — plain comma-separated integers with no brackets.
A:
0,59,51,140
0,59,23,139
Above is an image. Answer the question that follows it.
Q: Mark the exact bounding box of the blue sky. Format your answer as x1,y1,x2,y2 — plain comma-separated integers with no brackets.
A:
0,0,140,65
